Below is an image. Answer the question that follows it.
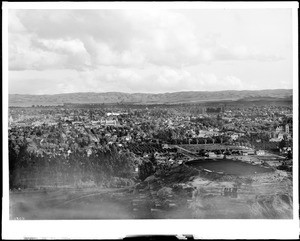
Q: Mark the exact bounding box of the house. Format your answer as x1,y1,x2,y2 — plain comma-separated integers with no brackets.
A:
162,144,169,149
282,147,292,153
168,159,175,164
230,134,239,141
8,116,13,125
285,124,289,134
247,150,255,155
48,122,58,126
277,133,285,140
87,149,92,157
275,126,283,133
32,121,43,127
106,120,117,126
270,137,282,142
208,152,217,158
198,133,206,138
256,150,265,156
100,119,118,126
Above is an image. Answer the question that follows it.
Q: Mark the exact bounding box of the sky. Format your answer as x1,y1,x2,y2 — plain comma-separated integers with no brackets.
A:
8,8,293,95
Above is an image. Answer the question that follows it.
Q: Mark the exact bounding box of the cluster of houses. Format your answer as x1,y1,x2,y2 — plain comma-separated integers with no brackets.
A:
269,124,291,142
8,102,293,162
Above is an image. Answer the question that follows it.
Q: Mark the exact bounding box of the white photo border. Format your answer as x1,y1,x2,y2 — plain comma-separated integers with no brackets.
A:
2,1,299,239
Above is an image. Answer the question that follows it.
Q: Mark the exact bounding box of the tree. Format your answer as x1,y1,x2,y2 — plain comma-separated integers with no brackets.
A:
278,139,286,150
149,153,157,166
139,160,155,181
198,149,206,157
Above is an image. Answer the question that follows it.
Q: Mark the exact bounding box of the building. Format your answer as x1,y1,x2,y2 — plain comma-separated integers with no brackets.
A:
285,124,289,134
276,126,283,133
256,150,265,156
246,150,255,155
277,132,285,140
230,134,239,141
8,115,13,126
106,119,117,126
100,119,118,126
208,152,217,158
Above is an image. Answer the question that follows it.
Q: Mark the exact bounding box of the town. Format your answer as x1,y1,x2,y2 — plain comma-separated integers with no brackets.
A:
8,100,293,219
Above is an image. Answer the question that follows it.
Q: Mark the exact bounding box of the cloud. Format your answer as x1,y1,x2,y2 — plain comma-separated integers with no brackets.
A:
7,9,292,94
9,66,249,95
8,9,284,72
223,75,243,89
9,32,92,71
215,44,284,62
34,38,87,55
8,10,27,33
9,33,66,71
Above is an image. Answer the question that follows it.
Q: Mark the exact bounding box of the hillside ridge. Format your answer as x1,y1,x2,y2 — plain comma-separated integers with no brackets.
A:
9,89,293,107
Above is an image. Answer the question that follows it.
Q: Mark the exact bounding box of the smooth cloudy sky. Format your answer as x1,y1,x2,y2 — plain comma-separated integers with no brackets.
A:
8,8,293,94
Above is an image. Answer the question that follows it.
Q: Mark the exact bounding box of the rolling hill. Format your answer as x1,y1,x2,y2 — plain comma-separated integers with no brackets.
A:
9,89,293,107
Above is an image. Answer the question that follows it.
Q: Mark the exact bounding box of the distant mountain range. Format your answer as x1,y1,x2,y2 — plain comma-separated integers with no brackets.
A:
9,89,292,107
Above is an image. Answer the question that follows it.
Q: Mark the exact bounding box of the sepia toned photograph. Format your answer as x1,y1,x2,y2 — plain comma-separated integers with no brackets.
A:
2,1,299,239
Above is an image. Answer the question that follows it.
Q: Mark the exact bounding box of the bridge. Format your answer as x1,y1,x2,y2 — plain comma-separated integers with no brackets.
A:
173,144,256,155
171,145,199,159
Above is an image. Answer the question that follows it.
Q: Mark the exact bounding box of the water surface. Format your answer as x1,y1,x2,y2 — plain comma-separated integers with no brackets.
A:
187,159,273,176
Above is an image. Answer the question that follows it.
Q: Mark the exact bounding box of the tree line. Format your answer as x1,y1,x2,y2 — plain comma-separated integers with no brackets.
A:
9,140,136,189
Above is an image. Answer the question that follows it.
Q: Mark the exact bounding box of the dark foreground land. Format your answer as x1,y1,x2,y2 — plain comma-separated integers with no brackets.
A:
10,187,193,219
10,163,293,220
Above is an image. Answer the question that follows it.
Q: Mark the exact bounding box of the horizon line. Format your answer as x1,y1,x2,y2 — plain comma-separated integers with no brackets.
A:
9,88,293,96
